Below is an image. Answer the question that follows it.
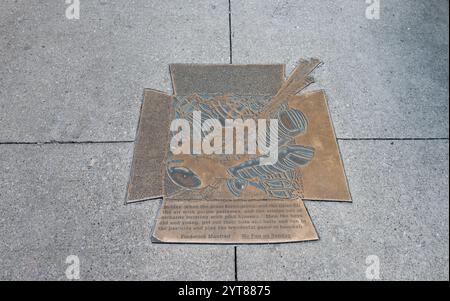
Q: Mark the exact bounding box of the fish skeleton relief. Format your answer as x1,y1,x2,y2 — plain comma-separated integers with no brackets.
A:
164,59,322,200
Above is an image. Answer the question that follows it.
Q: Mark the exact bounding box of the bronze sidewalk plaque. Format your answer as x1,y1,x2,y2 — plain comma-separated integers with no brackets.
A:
126,59,351,244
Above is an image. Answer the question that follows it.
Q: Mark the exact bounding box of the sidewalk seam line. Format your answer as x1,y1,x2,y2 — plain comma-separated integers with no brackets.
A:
228,0,232,64
0,138,448,145
337,138,449,141
0,140,135,145
234,246,238,281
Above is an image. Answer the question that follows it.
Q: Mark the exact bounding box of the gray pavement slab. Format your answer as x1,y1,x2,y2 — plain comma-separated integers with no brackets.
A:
0,0,229,142
0,144,234,280
236,140,449,280
231,0,449,139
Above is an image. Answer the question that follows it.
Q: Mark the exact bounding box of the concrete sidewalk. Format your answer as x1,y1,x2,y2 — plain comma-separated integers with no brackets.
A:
0,0,448,280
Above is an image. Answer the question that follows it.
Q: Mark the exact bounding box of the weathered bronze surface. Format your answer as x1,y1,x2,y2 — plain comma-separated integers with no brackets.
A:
152,199,318,244
126,89,171,202
127,59,351,243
